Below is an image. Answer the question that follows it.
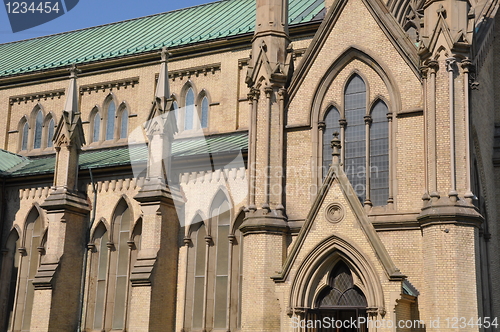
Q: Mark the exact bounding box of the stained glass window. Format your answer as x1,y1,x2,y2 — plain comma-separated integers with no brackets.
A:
33,110,43,149
185,88,194,130
344,75,366,203
47,119,55,148
201,96,209,129
370,100,389,206
106,101,116,141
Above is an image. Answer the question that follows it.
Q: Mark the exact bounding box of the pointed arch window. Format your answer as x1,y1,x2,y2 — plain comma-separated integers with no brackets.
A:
0,230,20,331
46,118,55,148
106,101,116,141
5,208,44,332
33,110,43,149
21,122,29,151
85,199,138,331
184,88,195,130
92,112,100,143
120,108,128,139
321,74,391,206
344,75,366,202
369,100,389,206
200,96,209,129
184,194,243,331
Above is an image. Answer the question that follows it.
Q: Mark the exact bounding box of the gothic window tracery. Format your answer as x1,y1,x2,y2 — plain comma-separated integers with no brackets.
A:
184,193,243,331
85,199,140,331
322,74,390,206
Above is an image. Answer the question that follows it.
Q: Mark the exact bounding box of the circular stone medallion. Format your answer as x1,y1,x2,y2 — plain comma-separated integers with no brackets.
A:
325,203,344,223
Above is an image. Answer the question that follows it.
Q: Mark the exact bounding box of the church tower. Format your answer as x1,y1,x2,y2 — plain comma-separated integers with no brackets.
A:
240,0,293,329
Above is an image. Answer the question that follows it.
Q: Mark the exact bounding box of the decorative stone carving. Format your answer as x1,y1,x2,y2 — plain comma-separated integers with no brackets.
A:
325,203,344,223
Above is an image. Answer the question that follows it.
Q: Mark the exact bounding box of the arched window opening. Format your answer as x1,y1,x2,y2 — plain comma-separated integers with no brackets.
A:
192,222,206,329
112,201,131,330
106,101,116,141
33,110,43,149
47,118,55,148
213,200,230,328
92,112,100,143
307,261,368,332
12,209,43,332
0,230,20,331
91,223,109,330
86,199,135,331
344,75,366,203
21,122,29,151
317,262,367,308
201,96,209,129
322,107,340,179
185,88,195,131
120,108,128,139
370,100,389,206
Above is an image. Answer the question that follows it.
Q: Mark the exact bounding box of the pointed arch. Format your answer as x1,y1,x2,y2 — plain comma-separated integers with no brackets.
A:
310,47,401,126
369,99,389,206
289,234,385,315
117,101,129,140
33,109,44,149
0,228,20,331
197,89,211,129
18,116,29,152
103,94,118,141
12,204,44,331
44,113,56,149
89,106,101,143
90,219,109,244
180,81,197,131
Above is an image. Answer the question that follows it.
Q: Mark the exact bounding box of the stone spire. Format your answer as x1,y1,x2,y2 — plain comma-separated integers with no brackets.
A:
51,64,85,191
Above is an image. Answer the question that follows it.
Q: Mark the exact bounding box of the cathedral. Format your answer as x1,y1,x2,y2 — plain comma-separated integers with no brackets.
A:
0,0,498,330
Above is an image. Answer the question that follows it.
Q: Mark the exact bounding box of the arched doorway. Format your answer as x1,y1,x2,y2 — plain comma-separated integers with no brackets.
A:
306,261,368,332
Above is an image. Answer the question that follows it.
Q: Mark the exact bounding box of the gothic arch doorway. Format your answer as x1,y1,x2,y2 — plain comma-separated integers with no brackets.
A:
306,261,368,332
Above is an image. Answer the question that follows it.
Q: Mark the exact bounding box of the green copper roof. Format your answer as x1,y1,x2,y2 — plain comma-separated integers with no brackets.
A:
0,149,29,175
7,132,248,177
0,0,324,78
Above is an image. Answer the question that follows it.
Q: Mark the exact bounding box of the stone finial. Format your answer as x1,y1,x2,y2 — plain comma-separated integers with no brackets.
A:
331,131,341,165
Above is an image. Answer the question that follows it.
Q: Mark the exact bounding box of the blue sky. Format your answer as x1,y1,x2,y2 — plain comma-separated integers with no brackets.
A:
0,0,211,44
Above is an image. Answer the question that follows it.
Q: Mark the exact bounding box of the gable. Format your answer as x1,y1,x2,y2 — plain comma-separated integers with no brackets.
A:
274,165,404,284
287,0,421,126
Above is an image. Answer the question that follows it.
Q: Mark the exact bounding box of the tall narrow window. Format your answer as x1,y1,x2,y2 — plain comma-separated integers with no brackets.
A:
344,75,366,202
21,123,29,151
47,119,55,148
370,101,389,206
112,202,131,329
33,110,43,149
92,224,108,330
185,88,194,130
201,96,209,129
92,112,100,143
0,230,20,331
173,101,180,130
322,107,340,179
13,209,43,332
120,108,128,139
213,201,230,328
192,223,206,329
106,101,116,141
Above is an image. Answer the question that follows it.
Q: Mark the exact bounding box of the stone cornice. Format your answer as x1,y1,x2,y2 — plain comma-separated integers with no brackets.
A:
79,77,139,95
9,89,65,105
